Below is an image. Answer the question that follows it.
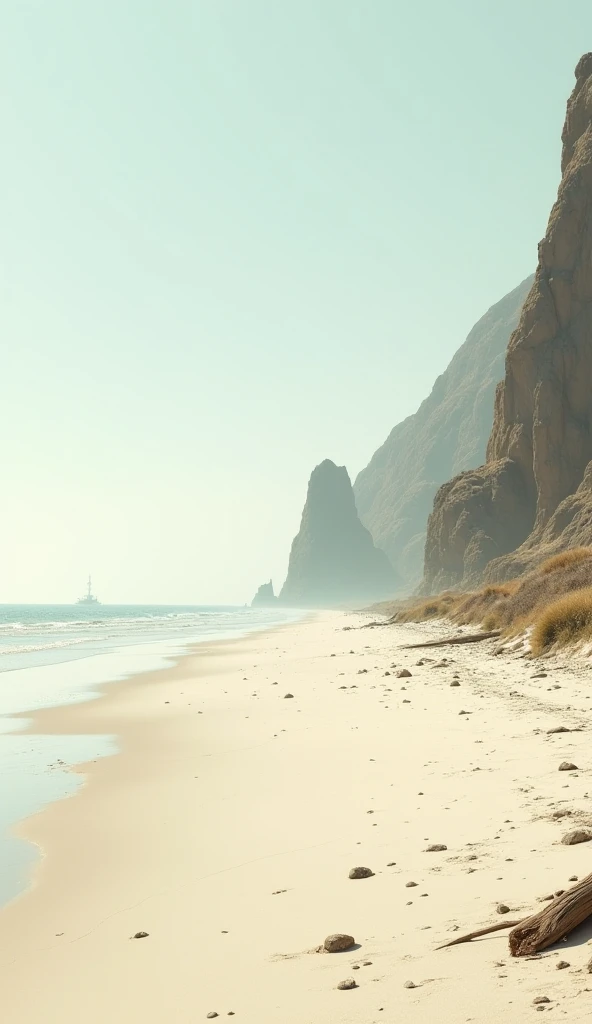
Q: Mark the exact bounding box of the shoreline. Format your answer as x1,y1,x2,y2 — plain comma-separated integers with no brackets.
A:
0,612,306,909
2,612,592,1021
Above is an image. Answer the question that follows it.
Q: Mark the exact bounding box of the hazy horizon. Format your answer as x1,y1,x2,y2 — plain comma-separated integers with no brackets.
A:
3,1,591,604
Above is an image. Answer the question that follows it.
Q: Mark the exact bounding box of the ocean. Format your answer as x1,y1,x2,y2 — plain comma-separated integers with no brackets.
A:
0,603,300,908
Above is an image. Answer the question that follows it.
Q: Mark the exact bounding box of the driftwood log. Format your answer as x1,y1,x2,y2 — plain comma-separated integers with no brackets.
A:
438,871,592,956
400,630,501,650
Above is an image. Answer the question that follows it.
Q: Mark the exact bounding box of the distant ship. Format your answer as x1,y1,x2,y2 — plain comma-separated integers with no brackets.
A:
77,575,100,605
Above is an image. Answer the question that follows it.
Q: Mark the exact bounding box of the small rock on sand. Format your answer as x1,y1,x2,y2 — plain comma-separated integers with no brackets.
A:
397,669,412,678
206,1015,219,1020
425,844,447,852
337,979,358,990
349,866,374,879
558,762,579,771
450,680,461,687
556,961,570,970
283,693,294,699
569,875,579,881
547,726,570,734
404,980,417,989
496,903,510,915
533,996,550,1005
132,931,149,939
324,933,355,953
561,829,592,845
405,881,418,887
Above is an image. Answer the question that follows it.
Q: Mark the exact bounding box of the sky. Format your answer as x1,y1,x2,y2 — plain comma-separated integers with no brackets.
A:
1,0,590,604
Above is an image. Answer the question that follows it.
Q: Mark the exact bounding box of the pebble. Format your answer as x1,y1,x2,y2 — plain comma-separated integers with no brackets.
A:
397,669,412,678
569,875,579,881
349,866,374,879
404,980,416,989
132,931,149,939
387,861,396,867
283,693,294,699
405,881,418,887
450,680,461,687
558,761,579,771
496,903,510,915
324,933,355,953
425,844,447,852
206,1015,219,1020
337,979,358,990
556,961,570,970
533,996,550,1005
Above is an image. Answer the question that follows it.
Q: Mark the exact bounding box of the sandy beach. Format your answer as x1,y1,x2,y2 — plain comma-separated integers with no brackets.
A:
2,612,592,1022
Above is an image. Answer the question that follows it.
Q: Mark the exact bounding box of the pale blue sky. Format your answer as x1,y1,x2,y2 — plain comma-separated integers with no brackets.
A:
1,1,589,603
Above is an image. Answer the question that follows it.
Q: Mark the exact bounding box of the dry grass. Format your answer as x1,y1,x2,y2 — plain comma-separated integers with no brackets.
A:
387,546,592,656
452,582,519,627
389,592,461,623
539,548,592,574
531,588,592,655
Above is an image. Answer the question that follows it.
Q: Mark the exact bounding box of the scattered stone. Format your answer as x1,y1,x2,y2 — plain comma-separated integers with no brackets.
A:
533,996,550,1005
458,710,469,715
132,931,149,939
532,672,548,679
450,680,461,687
558,762,579,771
425,844,447,852
556,961,570,970
363,960,372,966
569,875,579,881
324,933,355,953
397,669,412,678
384,671,390,676
206,1015,219,1020
337,979,358,990
496,903,510,915
405,881,418,887
561,829,592,845
387,861,396,866
349,866,374,879
404,980,416,989
357,669,368,675
283,693,294,699
554,889,565,897
547,726,570,734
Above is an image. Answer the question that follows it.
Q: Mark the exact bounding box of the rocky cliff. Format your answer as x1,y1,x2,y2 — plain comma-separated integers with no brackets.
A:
353,277,533,587
251,580,277,607
424,54,592,592
279,460,397,607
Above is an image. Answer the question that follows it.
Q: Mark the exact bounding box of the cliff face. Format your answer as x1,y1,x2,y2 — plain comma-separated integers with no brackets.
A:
251,580,277,607
424,54,592,592
279,460,397,607
353,277,533,587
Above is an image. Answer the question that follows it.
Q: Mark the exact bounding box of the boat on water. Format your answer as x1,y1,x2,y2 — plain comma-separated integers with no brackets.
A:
77,575,100,605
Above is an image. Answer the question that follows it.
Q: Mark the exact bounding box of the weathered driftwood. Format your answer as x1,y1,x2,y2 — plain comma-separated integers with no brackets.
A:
400,630,501,650
509,872,592,955
436,920,524,950
438,872,592,956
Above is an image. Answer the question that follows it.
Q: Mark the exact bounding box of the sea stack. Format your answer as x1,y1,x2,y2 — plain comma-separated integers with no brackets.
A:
251,580,277,607
423,54,592,592
279,460,397,607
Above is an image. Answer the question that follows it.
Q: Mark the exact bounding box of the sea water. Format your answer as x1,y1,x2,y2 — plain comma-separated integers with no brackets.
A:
0,604,300,907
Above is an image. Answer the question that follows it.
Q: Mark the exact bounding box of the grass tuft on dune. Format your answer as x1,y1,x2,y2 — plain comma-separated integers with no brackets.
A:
531,588,592,654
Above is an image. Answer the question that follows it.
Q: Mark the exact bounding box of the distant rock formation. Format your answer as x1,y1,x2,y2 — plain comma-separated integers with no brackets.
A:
423,55,592,591
353,276,533,588
251,580,277,607
279,460,397,607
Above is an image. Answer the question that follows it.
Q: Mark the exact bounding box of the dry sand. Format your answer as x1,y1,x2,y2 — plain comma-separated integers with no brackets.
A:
2,611,592,1022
